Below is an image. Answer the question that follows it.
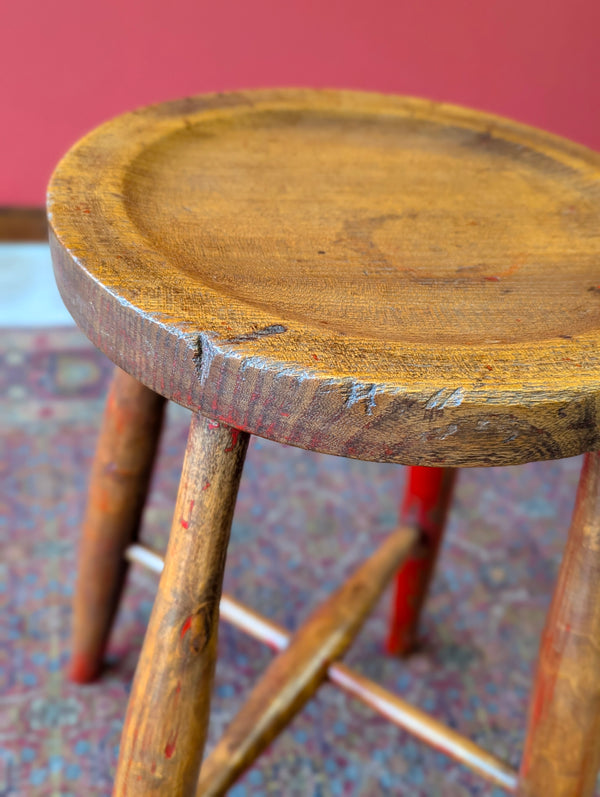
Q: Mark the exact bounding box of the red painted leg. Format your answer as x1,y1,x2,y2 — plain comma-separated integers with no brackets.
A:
70,367,166,683
386,466,456,655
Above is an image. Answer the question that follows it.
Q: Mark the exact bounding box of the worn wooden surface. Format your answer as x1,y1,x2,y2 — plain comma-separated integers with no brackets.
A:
0,206,46,241
48,89,600,467
196,524,417,796
114,414,248,796
70,368,166,683
126,541,518,793
517,451,600,797
387,466,456,654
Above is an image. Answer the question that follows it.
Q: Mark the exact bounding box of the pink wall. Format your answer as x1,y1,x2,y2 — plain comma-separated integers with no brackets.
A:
4,0,600,205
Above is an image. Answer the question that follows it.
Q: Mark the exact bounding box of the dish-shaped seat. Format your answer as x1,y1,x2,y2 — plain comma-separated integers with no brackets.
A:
49,89,600,467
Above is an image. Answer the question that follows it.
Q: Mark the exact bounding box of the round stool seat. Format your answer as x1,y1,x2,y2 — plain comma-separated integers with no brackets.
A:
48,89,600,467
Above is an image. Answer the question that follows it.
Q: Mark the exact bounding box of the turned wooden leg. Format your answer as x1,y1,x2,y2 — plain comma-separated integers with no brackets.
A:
387,466,456,655
518,452,600,797
196,524,416,796
114,414,249,797
70,367,166,683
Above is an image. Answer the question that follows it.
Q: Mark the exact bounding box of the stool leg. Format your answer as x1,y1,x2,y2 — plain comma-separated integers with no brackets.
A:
113,414,249,797
70,367,166,683
518,452,600,797
197,524,417,796
386,466,456,655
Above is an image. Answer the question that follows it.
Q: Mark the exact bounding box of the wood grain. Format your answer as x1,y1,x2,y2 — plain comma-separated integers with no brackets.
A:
126,541,518,793
70,367,166,683
196,524,417,796
48,89,600,467
517,450,600,797
113,414,248,796
387,466,456,654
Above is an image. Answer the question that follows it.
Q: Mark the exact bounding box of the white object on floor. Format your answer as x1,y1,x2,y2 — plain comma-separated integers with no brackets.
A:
0,243,75,326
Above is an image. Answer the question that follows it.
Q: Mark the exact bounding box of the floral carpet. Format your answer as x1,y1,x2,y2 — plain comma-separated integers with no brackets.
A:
0,327,588,796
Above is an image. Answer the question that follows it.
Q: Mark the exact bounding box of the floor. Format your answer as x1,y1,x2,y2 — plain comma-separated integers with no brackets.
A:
0,245,594,795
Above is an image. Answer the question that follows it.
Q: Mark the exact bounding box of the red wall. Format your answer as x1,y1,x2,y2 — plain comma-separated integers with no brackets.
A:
4,0,600,205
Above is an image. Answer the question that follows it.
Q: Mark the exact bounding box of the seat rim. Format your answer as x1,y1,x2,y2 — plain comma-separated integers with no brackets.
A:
48,88,600,467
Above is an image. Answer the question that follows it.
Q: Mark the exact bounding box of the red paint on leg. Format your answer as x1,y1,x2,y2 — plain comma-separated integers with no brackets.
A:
528,628,559,730
180,615,193,639
387,466,455,656
403,467,447,523
386,555,426,654
164,730,178,759
180,499,195,529
69,652,101,684
225,428,240,452
202,481,210,490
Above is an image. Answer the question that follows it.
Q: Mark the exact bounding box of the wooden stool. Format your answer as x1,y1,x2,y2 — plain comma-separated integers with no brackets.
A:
47,89,600,796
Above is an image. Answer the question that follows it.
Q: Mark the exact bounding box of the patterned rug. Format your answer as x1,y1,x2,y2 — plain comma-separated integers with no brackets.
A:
0,327,586,796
